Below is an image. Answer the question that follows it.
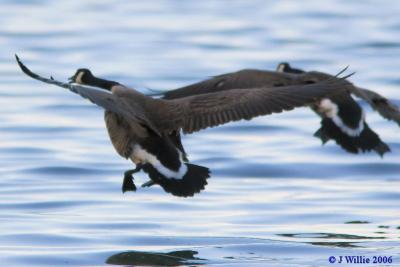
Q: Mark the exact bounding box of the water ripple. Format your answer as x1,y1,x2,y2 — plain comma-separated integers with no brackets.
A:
0,0,399,266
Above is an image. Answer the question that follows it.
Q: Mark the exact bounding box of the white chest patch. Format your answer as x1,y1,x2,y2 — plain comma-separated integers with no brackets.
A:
317,98,365,137
131,144,187,179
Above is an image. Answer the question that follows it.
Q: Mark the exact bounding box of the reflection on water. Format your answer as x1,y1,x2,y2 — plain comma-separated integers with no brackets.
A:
344,220,370,224
278,231,384,249
1,0,400,266
278,232,385,240
309,242,361,248
106,250,204,266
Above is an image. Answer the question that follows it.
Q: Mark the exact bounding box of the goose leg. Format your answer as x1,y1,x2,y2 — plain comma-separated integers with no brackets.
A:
122,165,142,193
141,163,162,188
141,180,156,187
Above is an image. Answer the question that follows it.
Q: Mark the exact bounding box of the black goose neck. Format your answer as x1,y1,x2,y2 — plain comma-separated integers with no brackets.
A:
86,76,119,90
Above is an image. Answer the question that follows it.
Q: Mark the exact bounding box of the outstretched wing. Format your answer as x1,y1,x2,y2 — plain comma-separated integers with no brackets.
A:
352,87,400,126
17,55,355,136
162,69,297,99
152,73,355,134
15,55,161,136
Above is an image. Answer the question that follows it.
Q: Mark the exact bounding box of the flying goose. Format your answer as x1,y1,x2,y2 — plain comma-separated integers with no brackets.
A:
161,63,399,156
276,63,399,155
16,55,354,197
278,63,400,125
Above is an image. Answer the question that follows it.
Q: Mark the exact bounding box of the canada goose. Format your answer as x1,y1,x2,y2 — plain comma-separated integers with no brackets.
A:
16,55,354,197
276,63,399,155
162,64,399,156
276,63,400,125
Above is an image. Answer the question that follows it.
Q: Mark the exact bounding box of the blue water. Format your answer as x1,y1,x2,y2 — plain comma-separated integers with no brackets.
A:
1,1,400,266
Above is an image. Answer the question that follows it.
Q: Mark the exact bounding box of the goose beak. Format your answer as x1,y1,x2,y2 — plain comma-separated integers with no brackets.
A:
68,75,75,83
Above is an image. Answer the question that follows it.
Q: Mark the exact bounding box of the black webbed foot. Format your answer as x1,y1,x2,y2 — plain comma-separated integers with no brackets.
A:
122,172,136,193
121,165,142,193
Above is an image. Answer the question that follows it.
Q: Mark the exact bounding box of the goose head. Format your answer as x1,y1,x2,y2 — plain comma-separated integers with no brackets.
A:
276,62,305,74
69,68,94,84
276,62,291,73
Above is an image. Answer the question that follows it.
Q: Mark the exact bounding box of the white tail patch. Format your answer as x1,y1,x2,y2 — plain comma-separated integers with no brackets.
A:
317,98,365,137
131,144,187,179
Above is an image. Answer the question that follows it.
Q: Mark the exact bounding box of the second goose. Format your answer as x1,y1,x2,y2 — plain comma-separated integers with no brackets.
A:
161,63,399,156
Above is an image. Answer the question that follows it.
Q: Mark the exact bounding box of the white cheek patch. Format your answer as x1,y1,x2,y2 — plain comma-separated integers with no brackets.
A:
277,64,285,73
317,98,365,137
131,144,187,180
75,72,84,84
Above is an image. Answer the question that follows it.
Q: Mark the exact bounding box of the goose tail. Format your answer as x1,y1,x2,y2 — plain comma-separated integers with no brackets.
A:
142,163,210,197
314,118,390,157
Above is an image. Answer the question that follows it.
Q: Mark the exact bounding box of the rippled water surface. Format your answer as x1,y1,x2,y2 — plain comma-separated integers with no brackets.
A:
1,1,400,266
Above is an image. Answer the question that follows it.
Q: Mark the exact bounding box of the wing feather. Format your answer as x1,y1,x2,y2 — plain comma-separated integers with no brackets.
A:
163,69,295,99
151,74,354,134
352,87,400,126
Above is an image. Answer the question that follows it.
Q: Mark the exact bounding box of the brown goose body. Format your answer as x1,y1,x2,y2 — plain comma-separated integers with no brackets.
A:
16,56,354,197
